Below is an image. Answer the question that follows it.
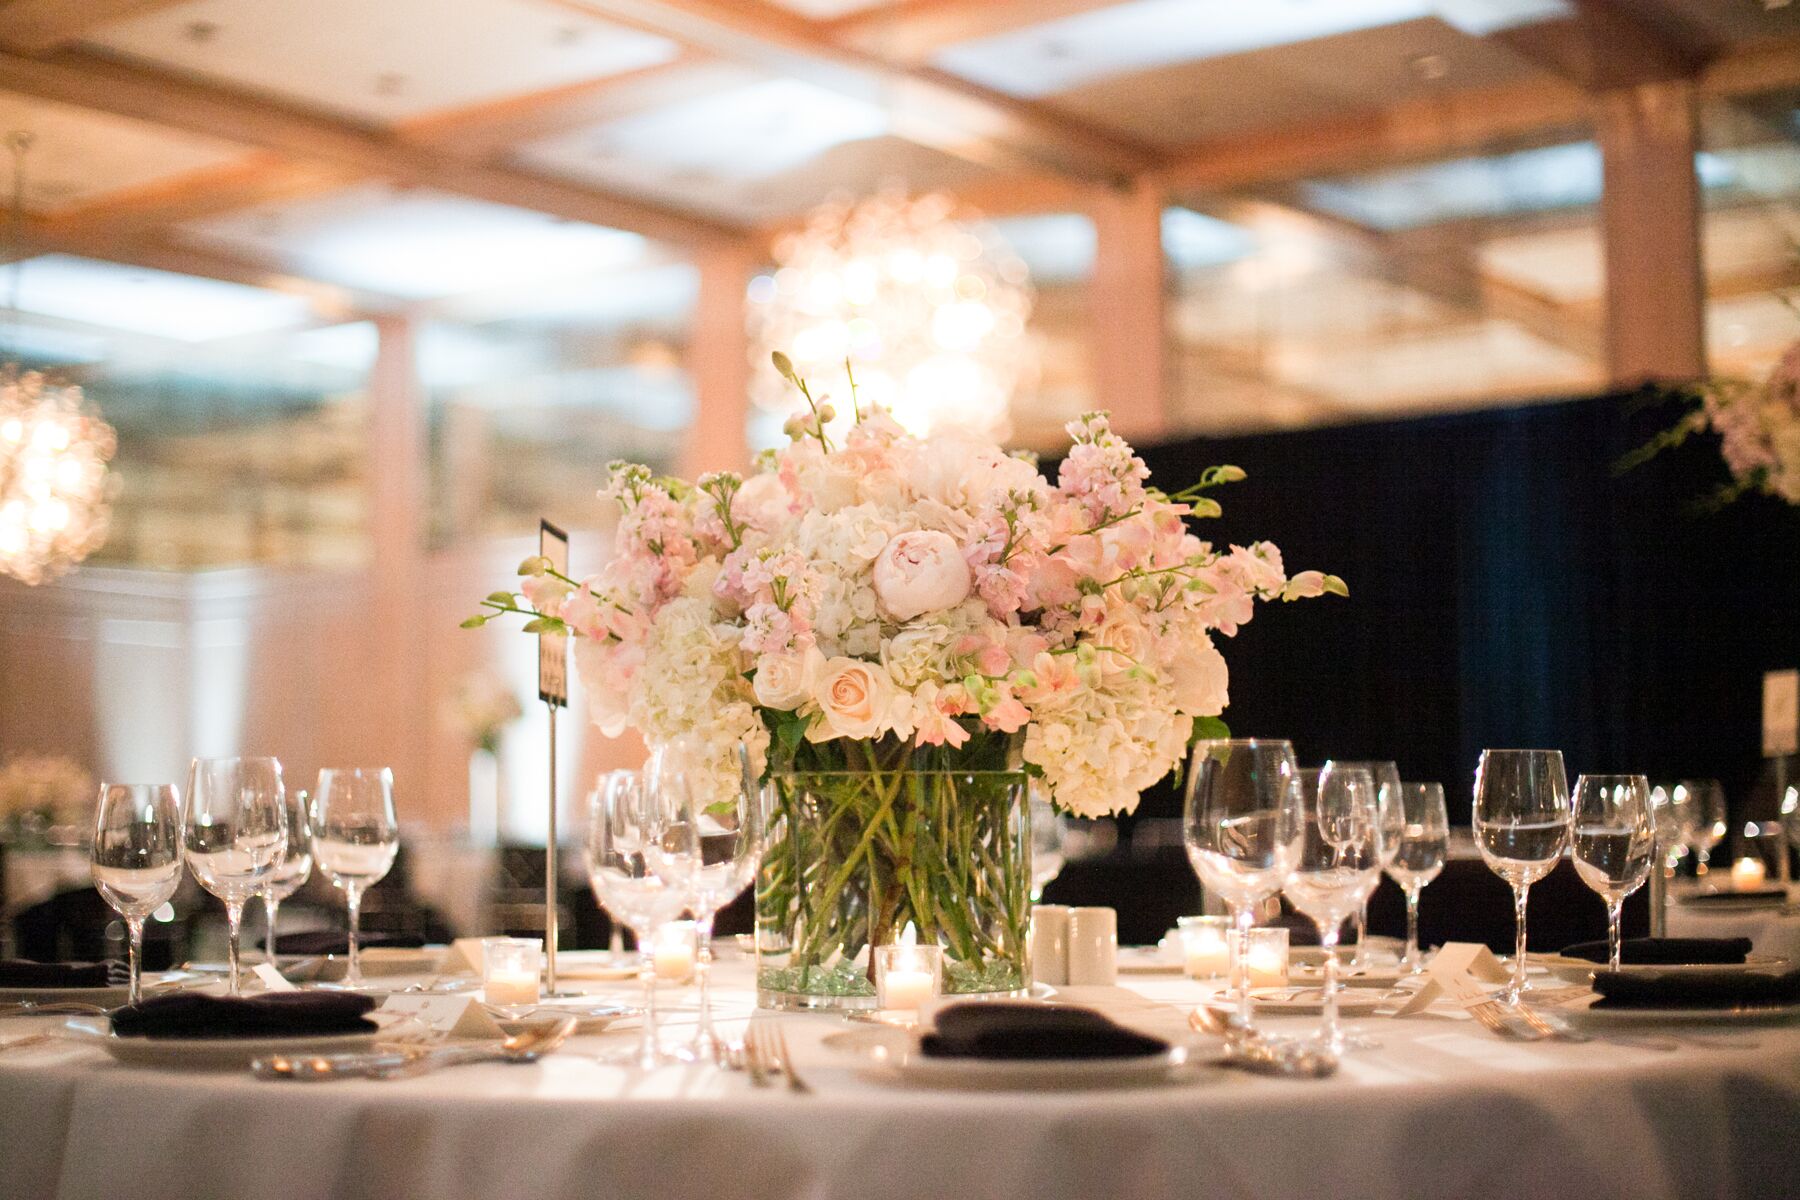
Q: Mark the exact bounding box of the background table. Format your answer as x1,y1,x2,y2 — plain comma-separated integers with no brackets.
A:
1666,884,1800,964
3,955,1798,1200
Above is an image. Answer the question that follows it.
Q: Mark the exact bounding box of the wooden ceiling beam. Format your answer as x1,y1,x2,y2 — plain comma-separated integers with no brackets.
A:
548,0,1160,182
1492,1,1717,93
0,46,745,245
0,0,190,54
32,156,358,241
824,0,1135,65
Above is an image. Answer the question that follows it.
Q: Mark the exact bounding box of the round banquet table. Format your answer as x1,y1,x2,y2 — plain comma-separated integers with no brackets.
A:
3,953,1797,1200
1666,883,1800,964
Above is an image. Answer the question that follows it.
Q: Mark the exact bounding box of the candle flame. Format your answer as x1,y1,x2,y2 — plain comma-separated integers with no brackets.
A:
899,921,917,949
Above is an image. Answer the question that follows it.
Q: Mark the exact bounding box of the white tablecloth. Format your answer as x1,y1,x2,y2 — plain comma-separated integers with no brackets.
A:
1667,884,1800,964
3,957,1797,1200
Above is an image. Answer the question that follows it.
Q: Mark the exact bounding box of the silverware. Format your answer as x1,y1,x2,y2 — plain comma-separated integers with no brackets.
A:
0,1031,63,1055
1467,999,1547,1040
740,1031,772,1088
748,1023,810,1094
252,1015,576,1081
1186,1006,1338,1078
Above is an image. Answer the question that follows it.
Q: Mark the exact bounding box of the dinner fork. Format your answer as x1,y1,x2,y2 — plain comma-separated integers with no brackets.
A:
746,1023,810,1094
1466,1000,1547,1041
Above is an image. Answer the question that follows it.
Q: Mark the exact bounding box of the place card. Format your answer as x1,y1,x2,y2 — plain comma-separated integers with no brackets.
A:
1390,942,1510,1016
1765,669,1798,758
439,937,497,975
379,993,505,1039
252,963,298,993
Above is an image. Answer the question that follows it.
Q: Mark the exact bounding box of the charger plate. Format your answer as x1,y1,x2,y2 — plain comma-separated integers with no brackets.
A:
822,1026,1199,1091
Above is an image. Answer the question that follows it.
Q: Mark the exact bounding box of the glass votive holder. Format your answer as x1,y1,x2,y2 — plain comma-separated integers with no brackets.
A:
482,937,542,1012
1240,927,1289,988
875,942,943,1011
1177,915,1232,979
652,920,697,983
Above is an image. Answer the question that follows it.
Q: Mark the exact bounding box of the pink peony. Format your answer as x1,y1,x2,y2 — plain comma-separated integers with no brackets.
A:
872,530,972,621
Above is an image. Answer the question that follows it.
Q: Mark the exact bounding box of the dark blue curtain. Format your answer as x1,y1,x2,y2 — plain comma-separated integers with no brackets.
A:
1120,391,1800,825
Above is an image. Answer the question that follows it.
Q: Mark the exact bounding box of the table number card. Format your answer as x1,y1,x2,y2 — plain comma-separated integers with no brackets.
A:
538,519,569,708
1765,669,1798,758
379,993,505,1040
1391,942,1511,1015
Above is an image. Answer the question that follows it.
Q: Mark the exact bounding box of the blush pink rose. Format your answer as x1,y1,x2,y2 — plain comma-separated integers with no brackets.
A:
807,658,896,742
872,530,972,621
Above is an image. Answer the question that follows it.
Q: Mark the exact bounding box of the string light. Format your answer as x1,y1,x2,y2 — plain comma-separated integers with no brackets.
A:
750,188,1036,440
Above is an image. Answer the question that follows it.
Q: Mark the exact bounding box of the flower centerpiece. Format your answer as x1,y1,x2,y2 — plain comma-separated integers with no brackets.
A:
469,353,1342,1007
0,753,96,847
443,670,524,844
1626,342,1800,508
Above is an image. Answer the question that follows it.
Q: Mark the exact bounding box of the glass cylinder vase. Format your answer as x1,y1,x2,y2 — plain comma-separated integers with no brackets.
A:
754,746,1032,1010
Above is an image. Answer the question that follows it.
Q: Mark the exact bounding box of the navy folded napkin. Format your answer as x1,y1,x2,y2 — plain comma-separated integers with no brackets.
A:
110,991,379,1039
1591,968,1800,1010
920,1002,1168,1060
0,958,128,989
1560,937,1752,966
263,930,425,956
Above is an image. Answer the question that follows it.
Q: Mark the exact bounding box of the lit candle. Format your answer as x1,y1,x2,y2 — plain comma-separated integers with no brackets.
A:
876,922,943,1011
1178,916,1231,979
1731,857,1767,892
653,921,696,982
484,970,539,1009
1240,927,1288,988
481,937,542,1011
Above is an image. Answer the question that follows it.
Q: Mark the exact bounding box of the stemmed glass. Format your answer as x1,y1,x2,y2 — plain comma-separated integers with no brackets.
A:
1472,749,1571,1004
1339,761,1401,970
1572,775,1654,970
1028,786,1068,902
1285,763,1382,1055
1183,738,1302,1033
587,769,690,1068
262,787,313,963
310,767,399,990
1385,782,1449,973
185,757,288,996
1679,779,1727,876
644,737,768,1063
91,783,184,1006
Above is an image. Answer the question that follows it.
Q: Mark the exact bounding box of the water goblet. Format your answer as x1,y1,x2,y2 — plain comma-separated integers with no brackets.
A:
643,736,768,1062
1679,779,1727,876
310,767,399,989
185,757,288,996
1286,763,1382,1055
1338,761,1401,969
586,769,690,1068
1385,782,1448,973
1572,775,1654,970
262,787,313,963
1473,749,1571,1004
91,783,184,1006
1183,738,1302,1034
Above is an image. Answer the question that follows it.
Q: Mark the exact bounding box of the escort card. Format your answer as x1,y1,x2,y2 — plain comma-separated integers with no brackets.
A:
1390,942,1511,1016
379,993,505,1039
538,519,569,708
251,962,298,993
1765,669,1798,758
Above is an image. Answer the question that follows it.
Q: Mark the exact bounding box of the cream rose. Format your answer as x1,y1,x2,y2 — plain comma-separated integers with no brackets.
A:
872,530,972,621
752,648,824,711
1170,635,1229,716
807,657,896,742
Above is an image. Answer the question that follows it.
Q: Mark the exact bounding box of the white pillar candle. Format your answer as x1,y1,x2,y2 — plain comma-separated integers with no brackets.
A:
1731,857,1767,892
653,921,696,982
875,924,943,1011
1178,916,1231,979
882,968,935,1010
481,937,542,1010
1240,927,1288,988
484,970,539,1009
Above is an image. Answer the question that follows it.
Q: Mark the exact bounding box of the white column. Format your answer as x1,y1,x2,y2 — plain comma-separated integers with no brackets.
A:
1087,180,1168,444
681,243,755,479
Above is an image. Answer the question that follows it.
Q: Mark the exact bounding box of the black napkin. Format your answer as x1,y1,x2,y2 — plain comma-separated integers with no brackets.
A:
1591,968,1800,1010
110,991,379,1040
0,959,128,989
1681,888,1788,907
1560,937,1752,966
919,1002,1169,1060
263,930,425,956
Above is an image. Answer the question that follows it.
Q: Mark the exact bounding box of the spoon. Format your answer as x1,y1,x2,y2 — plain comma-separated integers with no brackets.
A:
1188,1006,1338,1078
253,1015,577,1081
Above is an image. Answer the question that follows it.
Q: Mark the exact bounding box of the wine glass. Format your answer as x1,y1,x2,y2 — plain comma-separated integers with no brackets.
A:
1472,749,1570,1004
185,757,288,996
262,787,313,963
310,767,399,990
1679,779,1727,876
1286,764,1382,1055
1385,782,1449,974
1338,761,1401,969
586,769,690,1068
1649,784,1690,883
1183,738,1302,1034
1029,786,1067,902
643,737,767,1063
91,783,184,1006
1572,775,1654,970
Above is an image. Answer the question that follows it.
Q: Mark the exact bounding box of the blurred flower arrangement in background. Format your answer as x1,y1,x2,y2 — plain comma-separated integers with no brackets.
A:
0,753,95,845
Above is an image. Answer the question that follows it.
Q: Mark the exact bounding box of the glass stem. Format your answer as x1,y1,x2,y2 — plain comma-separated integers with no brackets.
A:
1509,882,1530,1003
225,901,244,997
346,884,362,987
266,894,280,963
636,941,660,1069
1351,904,1368,968
1319,922,1342,1053
1230,905,1253,1031
1405,888,1421,973
695,911,717,1053
1607,898,1624,972
126,915,145,1007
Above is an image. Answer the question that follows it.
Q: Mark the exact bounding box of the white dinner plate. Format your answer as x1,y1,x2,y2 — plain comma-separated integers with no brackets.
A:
1230,987,1389,1016
1117,946,1185,975
1533,953,1790,986
552,951,638,982
312,948,444,981
822,1027,1199,1091
1560,993,1800,1027
64,1011,409,1070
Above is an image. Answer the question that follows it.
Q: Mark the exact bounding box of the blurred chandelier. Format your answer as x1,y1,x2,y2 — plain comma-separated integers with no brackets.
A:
750,189,1035,440
1,131,116,586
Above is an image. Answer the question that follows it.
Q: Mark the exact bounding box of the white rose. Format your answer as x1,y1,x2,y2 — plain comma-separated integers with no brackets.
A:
882,621,953,688
807,657,896,742
752,648,823,711
1170,635,1229,716
872,530,972,621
